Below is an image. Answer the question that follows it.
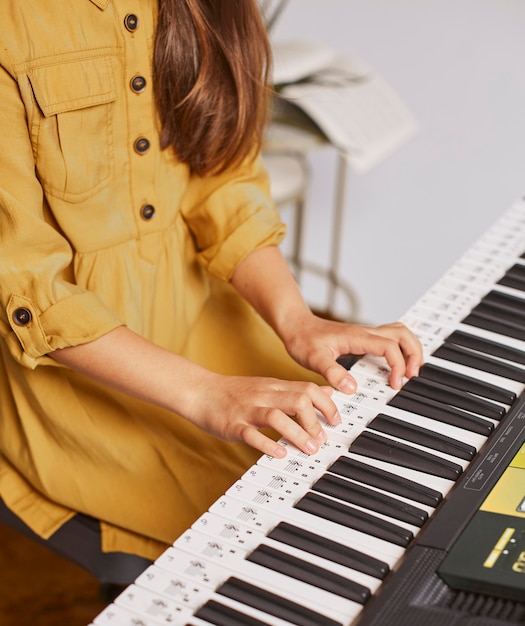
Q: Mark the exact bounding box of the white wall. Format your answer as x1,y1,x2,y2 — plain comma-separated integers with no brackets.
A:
271,0,525,324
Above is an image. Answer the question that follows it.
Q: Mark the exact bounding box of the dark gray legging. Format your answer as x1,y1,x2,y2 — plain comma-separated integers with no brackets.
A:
0,497,152,585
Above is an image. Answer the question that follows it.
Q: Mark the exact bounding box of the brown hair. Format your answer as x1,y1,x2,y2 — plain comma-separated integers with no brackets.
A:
153,0,272,176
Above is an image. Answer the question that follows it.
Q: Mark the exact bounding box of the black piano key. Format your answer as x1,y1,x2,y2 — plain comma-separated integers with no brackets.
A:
350,431,463,481
194,599,269,626
247,544,371,604
497,263,525,291
388,390,494,436
473,300,525,329
498,274,525,292
482,290,525,318
498,274,525,291
311,472,428,527
328,456,442,507
402,377,506,421
368,413,476,461
419,362,516,405
267,521,389,579
462,309,525,342
469,300,525,334
446,329,525,366
295,491,413,547
217,577,343,626
433,342,525,383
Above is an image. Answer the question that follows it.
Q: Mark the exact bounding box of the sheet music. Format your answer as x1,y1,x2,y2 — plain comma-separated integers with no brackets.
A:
276,56,418,173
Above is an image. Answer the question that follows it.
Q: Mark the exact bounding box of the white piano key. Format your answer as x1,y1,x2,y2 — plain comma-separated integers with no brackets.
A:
376,402,489,450
348,355,391,380
154,545,362,625
352,428,470,472
341,451,455,498
192,511,269,552
209,493,404,566
255,439,345,483
175,526,382,598
324,474,435,519
320,416,367,445
348,371,397,402
309,489,421,538
425,354,524,399
93,602,166,625
193,510,387,587
192,592,308,626
332,400,377,427
240,464,310,497
334,381,502,441
114,584,195,625
240,466,421,542
240,459,434,546
264,536,380,593
134,564,211,610
402,313,525,372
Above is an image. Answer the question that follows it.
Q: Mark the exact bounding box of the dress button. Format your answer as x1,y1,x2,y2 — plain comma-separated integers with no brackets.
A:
124,13,139,32
140,204,156,220
13,308,32,326
134,137,150,155
130,75,147,93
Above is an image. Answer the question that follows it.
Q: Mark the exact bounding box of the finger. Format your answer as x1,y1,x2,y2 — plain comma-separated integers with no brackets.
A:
317,360,358,395
241,425,288,459
263,402,326,456
405,351,424,379
269,383,338,433
381,341,408,390
398,331,424,378
367,326,423,388
308,385,341,426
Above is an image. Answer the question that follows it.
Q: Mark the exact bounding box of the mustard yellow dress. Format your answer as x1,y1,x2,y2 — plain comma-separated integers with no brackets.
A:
0,0,317,560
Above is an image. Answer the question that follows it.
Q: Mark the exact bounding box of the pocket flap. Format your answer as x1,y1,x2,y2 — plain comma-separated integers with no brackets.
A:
28,57,116,117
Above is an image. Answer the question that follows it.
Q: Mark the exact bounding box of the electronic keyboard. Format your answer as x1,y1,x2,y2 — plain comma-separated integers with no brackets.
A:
90,198,525,626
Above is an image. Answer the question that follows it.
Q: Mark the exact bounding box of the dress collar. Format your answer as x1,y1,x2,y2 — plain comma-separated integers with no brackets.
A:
89,0,111,9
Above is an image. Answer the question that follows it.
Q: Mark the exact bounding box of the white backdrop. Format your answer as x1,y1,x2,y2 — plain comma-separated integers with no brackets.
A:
271,0,525,323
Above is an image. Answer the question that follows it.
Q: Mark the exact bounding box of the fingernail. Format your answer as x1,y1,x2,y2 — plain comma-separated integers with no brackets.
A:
339,376,356,394
305,439,319,453
271,445,287,459
317,430,327,443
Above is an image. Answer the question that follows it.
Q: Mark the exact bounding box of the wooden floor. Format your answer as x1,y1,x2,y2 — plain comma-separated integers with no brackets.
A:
0,522,108,626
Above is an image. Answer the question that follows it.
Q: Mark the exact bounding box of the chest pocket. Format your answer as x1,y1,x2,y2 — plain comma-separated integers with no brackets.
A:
28,57,117,202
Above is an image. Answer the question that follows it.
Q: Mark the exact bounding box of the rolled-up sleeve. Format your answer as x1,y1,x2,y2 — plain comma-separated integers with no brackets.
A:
180,151,287,281
0,64,123,369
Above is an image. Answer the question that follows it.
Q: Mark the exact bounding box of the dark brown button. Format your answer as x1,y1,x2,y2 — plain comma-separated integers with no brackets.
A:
140,204,155,220
124,13,139,32
130,75,147,93
13,308,32,326
134,137,150,154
